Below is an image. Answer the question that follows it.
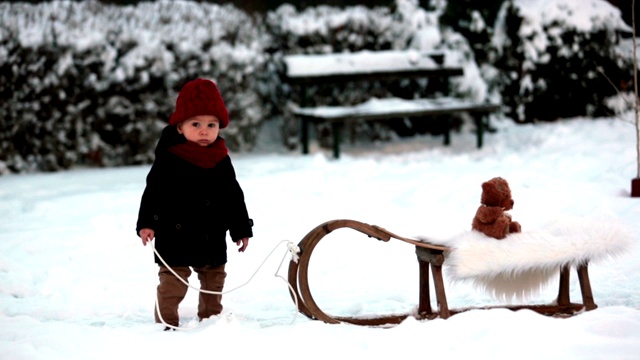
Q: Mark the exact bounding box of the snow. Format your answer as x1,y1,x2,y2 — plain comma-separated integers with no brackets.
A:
284,50,448,78
1,115,640,359
516,0,630,33
293,97,498,119
0,0,639,358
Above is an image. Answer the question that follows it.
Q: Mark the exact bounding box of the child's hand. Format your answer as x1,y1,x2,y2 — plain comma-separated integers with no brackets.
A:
236,238,249,252
139,228,155,246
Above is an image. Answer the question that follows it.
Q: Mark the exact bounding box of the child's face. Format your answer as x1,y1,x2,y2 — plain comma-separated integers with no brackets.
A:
177,115,220,146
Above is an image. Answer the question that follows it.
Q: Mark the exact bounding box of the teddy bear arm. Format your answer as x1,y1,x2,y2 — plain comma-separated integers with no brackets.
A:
475,206,504,223
473,217,510,239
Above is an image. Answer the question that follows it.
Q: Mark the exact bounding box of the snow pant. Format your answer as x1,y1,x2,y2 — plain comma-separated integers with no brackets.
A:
154,264,227,327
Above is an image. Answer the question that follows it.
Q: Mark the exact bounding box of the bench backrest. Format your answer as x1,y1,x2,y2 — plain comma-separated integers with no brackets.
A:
283,49,463,84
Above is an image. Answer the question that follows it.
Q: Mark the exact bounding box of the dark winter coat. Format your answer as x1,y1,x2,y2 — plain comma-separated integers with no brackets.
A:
136,126,253,267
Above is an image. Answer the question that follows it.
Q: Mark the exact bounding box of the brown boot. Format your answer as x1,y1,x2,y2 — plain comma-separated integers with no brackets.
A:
155,266,191,327
194,264,226,320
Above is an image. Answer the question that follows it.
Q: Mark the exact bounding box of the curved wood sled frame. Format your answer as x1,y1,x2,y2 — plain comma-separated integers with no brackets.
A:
288,219,598,326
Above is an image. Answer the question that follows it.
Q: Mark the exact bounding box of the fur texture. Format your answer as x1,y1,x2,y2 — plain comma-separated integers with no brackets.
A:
435,218,633,300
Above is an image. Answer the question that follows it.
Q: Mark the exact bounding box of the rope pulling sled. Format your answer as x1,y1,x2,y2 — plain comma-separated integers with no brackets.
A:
151,239,301,331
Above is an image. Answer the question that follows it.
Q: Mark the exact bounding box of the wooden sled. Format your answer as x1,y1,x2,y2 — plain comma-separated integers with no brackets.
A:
287,219,599,326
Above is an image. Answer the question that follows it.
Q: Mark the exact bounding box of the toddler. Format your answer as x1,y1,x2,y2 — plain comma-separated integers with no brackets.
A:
136,78,253,329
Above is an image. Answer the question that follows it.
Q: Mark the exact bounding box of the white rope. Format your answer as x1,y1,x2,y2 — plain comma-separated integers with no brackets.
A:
152,239,301,331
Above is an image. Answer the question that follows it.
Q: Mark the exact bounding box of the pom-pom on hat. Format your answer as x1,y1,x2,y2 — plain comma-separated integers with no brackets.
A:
169,78,229,128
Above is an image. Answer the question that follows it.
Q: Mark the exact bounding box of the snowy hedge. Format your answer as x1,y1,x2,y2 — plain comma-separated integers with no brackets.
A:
0,0,635,174
0,1,271,173
487,0,633,122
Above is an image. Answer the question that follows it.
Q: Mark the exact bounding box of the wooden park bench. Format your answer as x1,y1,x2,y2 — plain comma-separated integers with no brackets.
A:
283,50,501,158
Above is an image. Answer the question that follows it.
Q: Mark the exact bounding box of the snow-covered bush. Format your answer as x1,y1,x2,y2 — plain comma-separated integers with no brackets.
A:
0,0,270,173
489,0,633,123
1,0,634,174
439,0,505,64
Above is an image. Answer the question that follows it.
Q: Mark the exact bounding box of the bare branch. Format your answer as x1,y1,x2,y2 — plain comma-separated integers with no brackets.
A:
595,62,631,105
634,0,640,178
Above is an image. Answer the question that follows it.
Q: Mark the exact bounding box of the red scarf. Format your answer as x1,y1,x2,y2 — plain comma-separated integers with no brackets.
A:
167,138,228,168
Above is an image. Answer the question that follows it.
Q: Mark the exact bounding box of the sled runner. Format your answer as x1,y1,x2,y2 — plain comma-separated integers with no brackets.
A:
287,219,631,326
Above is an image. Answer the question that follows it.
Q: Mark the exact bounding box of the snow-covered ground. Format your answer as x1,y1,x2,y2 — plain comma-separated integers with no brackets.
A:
1,115,639,359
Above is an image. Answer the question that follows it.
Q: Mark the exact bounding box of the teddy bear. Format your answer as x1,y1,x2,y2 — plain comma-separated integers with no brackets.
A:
471,177,521,240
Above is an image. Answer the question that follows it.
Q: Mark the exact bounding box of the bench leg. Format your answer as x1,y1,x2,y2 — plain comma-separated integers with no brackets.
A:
301,118,310,155
443,120,451,146
331,122,342,159
474,114,485,149
299,85,310,155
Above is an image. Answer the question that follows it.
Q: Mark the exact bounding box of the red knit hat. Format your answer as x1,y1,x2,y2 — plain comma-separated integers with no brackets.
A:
169,78,229,128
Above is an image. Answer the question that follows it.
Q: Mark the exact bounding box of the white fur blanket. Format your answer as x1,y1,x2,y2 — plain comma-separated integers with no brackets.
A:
431,218,633,300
